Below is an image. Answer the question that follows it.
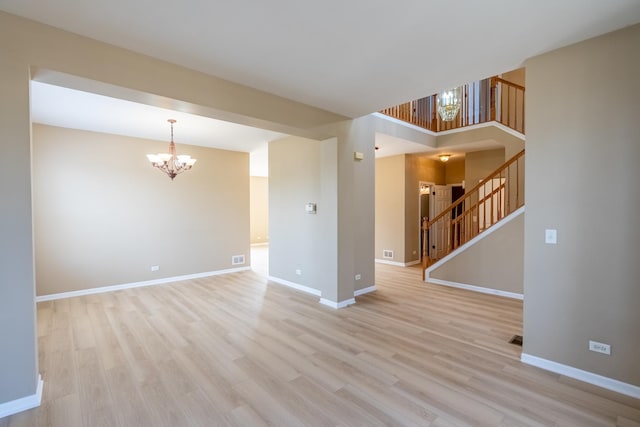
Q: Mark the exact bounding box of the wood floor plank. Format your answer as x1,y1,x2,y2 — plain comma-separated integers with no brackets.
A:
3,254,639,426
103,364,153,427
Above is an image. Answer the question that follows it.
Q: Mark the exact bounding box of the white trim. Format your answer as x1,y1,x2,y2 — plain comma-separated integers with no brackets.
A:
36,267,251,302
372,112,526,141
521,353,640,399
0,374,43,418
371,112,437,136
375,259,420,267
250,242,269,247
268,276,322,296
320,298,356,309
354,285,377,296
426,206,525,274
436,121,526,140
426,278,523,300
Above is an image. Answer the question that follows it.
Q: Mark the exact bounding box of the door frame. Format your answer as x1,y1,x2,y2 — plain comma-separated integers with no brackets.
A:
418,181,435,261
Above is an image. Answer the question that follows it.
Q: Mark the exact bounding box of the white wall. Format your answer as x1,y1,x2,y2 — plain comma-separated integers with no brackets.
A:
250,176,269,244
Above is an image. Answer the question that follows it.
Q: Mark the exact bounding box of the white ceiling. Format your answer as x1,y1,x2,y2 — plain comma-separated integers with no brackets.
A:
7,1,640,175
30,81,285,176
4,0,640,117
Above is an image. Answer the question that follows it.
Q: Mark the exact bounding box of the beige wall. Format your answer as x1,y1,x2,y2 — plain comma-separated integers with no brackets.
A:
465,148,505,190
338,117,376,296
250,177,269,244
375,153,446,265
502,67,525,86
405,154,445,263
524,24,640,386
0,52,37,404
375,155,406,262
269,119,376,300
0,10,355,406
430,213,523,295
444,157,465,184
32,125,250,295
268,136,322,289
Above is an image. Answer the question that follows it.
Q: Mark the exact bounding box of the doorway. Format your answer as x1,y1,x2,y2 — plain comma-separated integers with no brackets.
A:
419,183,466,261
418,181,434,261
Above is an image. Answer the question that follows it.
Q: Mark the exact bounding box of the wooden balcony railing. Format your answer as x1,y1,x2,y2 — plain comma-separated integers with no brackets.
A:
381,76,525,134
421,149,525,278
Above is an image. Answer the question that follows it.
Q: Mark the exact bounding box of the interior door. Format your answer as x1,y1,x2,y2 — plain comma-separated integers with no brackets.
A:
430,185,451,259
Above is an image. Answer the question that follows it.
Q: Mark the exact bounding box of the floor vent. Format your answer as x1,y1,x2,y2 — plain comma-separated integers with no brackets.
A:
509,335,523,346
383,250,394,259
232,255,245,265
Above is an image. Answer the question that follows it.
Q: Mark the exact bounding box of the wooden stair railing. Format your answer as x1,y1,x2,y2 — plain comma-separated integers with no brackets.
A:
421,149,525,279
380,76,525,134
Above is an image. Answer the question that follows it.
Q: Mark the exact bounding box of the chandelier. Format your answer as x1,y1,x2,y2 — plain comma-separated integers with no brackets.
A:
146,119,196,180
437,87,461,122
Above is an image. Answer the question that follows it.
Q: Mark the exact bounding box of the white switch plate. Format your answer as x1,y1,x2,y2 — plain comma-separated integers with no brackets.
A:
589,340,611,355
355,274,361,280
545,229,557,244
151,265,159,272
295,269,302,276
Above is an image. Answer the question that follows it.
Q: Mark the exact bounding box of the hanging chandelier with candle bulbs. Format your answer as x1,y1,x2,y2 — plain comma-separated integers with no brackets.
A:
437,87,461,122
146,119,196,180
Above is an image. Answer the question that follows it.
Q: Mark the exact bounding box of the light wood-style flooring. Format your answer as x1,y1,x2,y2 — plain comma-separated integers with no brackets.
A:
2,262,639,426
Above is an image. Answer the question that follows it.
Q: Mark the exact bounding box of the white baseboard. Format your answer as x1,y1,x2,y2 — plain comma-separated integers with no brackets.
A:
426,278,523,300
269,278,373,306
36,267,251,302
268,276,322,296
375,259,420,267
320,298,356,309
521,353,640,399
354,285,377,296
0,374,43,418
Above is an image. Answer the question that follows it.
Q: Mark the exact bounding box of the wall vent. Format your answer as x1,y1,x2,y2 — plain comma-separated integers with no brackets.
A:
383,250,394,259
232,255,245,265
509,335,523,346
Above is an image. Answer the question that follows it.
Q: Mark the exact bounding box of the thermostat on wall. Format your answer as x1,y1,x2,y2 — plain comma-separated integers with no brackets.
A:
305,203,317,214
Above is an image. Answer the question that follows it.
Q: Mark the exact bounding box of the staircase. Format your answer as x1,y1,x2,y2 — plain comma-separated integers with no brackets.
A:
422,149,525,279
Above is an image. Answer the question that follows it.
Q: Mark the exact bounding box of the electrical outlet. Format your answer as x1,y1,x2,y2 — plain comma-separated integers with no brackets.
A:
151,265,159,272
295,269,302,276
355,274,361,280
589,340,611,355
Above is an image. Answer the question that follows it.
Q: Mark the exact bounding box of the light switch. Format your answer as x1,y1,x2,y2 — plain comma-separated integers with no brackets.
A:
545,229,557,244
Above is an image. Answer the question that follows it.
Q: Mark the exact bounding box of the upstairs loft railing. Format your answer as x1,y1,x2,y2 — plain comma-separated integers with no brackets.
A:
421,149,525,277
381,76,525,134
